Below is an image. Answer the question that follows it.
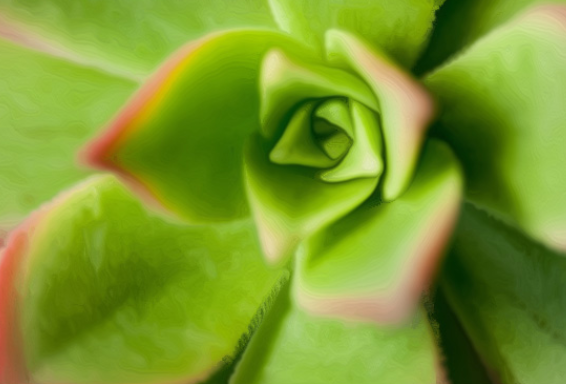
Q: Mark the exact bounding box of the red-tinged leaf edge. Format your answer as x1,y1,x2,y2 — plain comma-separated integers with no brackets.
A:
0,226,31,384
0,176,222,384
80,33,227,222
295,197,460,325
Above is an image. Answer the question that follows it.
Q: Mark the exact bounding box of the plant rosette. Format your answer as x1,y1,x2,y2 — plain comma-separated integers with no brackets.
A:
84,26,463,325
2,1,566,384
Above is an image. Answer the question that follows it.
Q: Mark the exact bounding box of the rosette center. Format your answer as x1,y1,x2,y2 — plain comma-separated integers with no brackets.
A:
269,96,383,183
260,48,384,184
269,98,353,169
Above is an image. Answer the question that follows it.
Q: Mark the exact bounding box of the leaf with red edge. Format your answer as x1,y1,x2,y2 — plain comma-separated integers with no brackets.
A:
84,30,316,223
325,30,435,201
294,139,462,324
425,5,566,252
0,175,284,384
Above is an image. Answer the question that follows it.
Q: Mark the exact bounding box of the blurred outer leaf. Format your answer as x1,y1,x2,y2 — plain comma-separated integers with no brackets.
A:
433,289,493,384
441,203,566,384
3,175,283,384
425,6,566,252
86,30,317,224
295,139,462,324
416,0,566,74
230,281,438,384
268,0,443,68
0,38,137,232
0,0,277,76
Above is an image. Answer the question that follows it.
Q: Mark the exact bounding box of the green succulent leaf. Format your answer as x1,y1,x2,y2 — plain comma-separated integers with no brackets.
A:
326,30,435,201
0,0,277,77
244,133,378,264
295,140,462,323
86,30,314,223
268,0,444,68
1,175,283,384
417,0,566,74
441,203,566,384
432,290,494,384
425,6,566,252
0,38,136,233
230,281,439,384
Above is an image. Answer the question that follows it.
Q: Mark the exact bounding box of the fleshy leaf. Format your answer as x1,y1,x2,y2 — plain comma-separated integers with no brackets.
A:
268,0,444,67
231,281,439,384
441,203,566,384
325,30,435,200
0,37,136,230
244,134,377,264
85,30,312,223
416,0,566,74
295,140,462,323
260,48,378,139
432,290,494,384
0,175,283,384
0,0,278,76
425,5,566,252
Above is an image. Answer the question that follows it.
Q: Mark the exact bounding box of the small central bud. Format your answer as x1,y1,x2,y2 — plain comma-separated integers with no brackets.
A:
268,95,382,184
313,98,353,160
315,125,352,160
269,97,354,170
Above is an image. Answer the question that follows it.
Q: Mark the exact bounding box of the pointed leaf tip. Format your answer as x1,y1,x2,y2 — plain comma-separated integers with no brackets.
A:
85,30,312,223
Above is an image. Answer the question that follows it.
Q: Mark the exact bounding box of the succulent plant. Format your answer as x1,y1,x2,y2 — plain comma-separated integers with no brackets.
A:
1,1,566,384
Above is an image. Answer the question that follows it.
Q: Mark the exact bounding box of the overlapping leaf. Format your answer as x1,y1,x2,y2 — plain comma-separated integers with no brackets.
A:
417,0,566,73
0,175,284,384
85,30,315,223
0,0,277,76
441,203,566,384
268,0,444,67
244,134,377,264
425,5,566,251
326,30,434,200
295,140,462,323
0,38,136,233
231,282,439,384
